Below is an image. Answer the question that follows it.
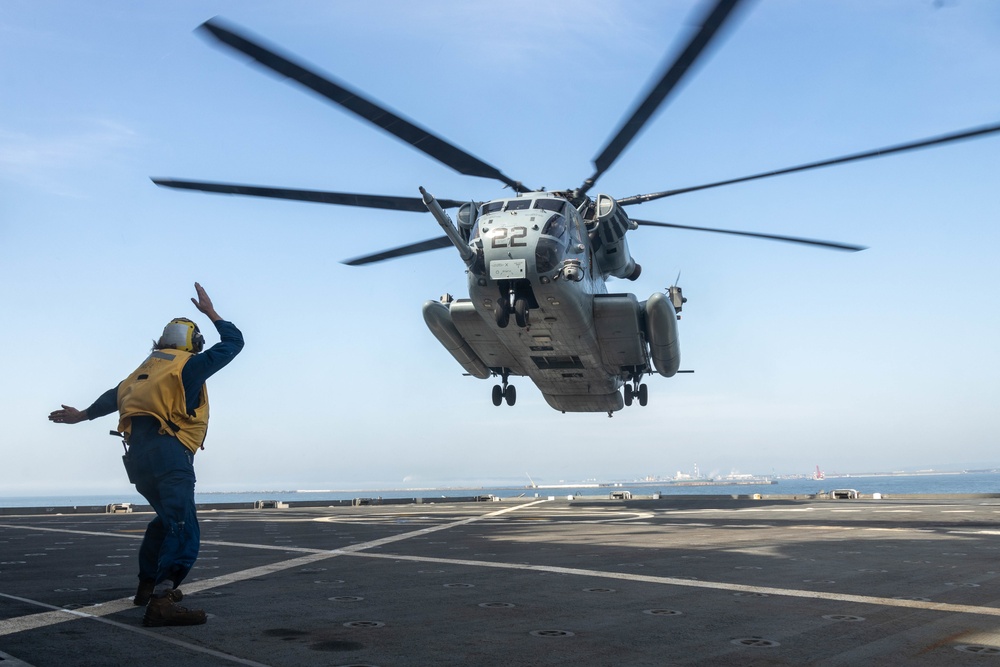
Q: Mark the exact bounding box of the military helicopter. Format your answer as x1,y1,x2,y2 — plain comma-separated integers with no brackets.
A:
154,0,1000,415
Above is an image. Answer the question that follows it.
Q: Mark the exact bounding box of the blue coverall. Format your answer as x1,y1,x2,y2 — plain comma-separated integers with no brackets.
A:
86,320,244,587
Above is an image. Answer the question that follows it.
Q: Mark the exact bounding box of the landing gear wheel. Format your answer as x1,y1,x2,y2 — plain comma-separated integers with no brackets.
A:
492,384,503,406
638,383,648,407
623,384,634,406
513,297,528,328
495,304,510,328
504,384,517,406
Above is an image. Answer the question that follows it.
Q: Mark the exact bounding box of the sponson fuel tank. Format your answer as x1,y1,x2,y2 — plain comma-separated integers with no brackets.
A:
423,299,491,379
644,292,680,377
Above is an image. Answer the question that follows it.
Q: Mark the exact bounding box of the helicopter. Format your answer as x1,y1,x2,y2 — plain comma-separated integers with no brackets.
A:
153,0,1000,415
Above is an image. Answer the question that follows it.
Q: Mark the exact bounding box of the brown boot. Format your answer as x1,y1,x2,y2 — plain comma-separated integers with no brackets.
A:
142,595,206,627
133,581,183,606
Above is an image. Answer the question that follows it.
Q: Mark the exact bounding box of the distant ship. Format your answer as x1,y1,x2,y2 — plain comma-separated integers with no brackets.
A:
665,478,777,487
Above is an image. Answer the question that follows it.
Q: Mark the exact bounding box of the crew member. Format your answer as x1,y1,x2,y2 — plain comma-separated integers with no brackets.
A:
49,282,244,627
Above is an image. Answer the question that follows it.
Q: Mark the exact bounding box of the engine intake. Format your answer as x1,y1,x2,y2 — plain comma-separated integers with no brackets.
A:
591,194,640,280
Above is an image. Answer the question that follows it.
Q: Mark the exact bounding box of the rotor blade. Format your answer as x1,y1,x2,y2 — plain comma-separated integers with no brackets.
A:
199,18,527,193
619,121,1000,206
581,0,748,196
343,236,452,266
632,218,866,252
152,178,466,211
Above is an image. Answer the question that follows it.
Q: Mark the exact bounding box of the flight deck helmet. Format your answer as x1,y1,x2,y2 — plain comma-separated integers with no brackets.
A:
156,318,205,353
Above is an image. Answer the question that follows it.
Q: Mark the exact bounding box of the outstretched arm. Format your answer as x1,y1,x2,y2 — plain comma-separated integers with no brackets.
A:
49,387,118,424
48,405,88,424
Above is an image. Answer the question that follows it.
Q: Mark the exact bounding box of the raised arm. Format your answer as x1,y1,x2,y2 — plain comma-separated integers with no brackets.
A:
191,281,222,322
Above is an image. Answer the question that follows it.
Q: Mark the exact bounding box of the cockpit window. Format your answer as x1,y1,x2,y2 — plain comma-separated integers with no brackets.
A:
541,213,567,240
505,199,532,211
533,199,565,213
535,213,568,274
481,201,503,214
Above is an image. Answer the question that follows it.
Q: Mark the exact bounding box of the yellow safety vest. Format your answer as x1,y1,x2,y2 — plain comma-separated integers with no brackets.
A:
117,349,209,453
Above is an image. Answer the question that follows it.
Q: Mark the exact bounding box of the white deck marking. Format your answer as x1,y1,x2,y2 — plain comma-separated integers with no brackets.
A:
339,551,1000,618
0,649,37,667
0,592,271,666
0,524,146,539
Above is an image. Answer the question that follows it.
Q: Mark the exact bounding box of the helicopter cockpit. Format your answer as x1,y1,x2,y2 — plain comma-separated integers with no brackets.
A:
534,210,570,273
468,196,585,277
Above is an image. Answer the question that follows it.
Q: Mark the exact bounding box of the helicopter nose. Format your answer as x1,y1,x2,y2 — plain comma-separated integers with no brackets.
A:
482,225,533,280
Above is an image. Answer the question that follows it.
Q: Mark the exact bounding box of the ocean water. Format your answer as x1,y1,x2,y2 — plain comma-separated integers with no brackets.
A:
3,472,1000,509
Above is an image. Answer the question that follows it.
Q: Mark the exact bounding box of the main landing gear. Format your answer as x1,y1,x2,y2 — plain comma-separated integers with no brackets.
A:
491,370,516,406
623,381,648,407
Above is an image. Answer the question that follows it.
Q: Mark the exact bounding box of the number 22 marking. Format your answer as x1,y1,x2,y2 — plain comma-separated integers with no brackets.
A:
492,227,527,248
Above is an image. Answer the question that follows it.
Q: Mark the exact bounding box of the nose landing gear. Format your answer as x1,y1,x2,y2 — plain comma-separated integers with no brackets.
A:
495,283,530,329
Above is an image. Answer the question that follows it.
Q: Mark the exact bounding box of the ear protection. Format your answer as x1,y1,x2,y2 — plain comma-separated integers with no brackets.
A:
161,318,205,353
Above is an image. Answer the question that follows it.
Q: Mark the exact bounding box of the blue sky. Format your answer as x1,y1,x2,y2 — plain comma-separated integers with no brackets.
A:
3,1,998,495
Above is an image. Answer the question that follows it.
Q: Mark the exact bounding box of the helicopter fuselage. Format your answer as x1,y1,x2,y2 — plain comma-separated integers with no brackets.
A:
423,191,681,413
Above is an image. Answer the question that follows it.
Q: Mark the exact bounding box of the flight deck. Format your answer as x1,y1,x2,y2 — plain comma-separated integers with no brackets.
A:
3,495,1000,666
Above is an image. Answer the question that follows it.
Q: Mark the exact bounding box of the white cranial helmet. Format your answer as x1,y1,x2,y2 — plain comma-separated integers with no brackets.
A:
159,318,204,353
